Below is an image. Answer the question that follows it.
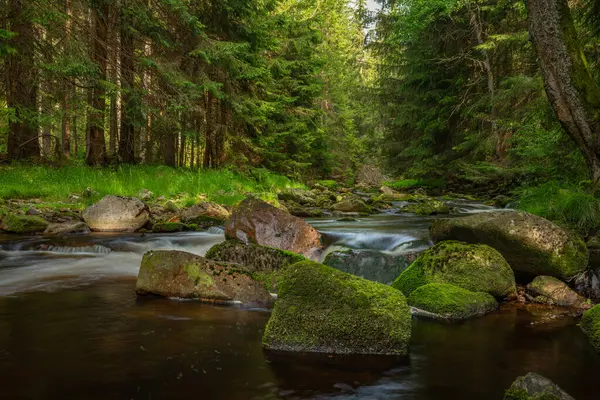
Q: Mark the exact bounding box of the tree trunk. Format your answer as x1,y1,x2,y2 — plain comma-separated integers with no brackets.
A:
6,0,40,160
86,0,108,166
119,2,136,163
62,0,72,157
528,0,600,184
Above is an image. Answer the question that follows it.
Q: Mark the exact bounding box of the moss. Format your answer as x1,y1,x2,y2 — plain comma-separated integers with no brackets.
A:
317,180,339,190
391,241,516,298
581,304,600,352
0,214,49,234
503,373,572,400
408,283,498,320
152,222,188,233
400,200,450,216
262,260,411,355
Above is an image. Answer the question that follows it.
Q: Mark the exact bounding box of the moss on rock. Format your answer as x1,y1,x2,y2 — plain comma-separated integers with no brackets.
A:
503,372,575,400
152,222,189,233
400,200,450,216
205,240,305,292
408,283,498,320
0,214,49,234
581,304,600,352
430,211,588,280
391,241,516,299
262,260,411,355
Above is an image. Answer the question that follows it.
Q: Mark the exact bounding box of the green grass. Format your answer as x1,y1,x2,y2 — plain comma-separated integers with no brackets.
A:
0,165,304,206
513,181,600,233
385,178,446,191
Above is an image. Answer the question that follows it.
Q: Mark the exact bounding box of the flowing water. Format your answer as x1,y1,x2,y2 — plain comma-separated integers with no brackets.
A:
1,202,599,399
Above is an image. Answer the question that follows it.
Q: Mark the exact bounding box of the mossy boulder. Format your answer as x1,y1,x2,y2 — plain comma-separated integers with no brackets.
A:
430,211,588,280
581,304,600,352
0,214,49,234
181,202,230,228
282,201,325,218
323,249,417,285
136,250,273,306
504,372,575,400
263,260,411,355
225,197,322,260
205,240,305,292
152,222,189,233
408,283,498,320
391,241,516,299
277,189,316,206
332,197,372,213
400,200,450,216
526,276,590,308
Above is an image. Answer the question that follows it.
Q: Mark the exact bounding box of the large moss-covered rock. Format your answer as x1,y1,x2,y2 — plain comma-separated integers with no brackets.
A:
323,249,417,285
136,250,273,306
400,200,450,216
263,261,411,355
277,188,316,206
392,241,516,298
408,283,498,320
504,373,575,400
526,276,590,308
581,304,600,352
205,240,305,292
332,197,372,213
225,197,322,259
430,211,588,280
0,214,49,234
83,196,149,232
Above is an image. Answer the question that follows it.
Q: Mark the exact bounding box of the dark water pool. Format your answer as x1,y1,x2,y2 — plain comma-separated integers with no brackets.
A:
1,279,599,400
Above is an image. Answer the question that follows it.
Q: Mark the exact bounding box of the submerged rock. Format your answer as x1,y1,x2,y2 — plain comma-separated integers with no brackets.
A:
136,250,273,306
181,202,230,227
323,249,417,285
44,222,90,236
332,197,372,213
392,241,516,299
263,260,411,355
408,283,498,320
430,211,588,280
504,372,575,400
83,196,149,232
526,276,590,309
225,197,322,260
581,304,600,352
0,214,49,234
205,240,305,292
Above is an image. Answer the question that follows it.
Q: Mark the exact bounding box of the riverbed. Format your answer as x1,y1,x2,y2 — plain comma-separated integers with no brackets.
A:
1,203,599,399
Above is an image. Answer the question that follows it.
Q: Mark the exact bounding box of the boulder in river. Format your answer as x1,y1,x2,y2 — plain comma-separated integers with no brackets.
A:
152,222,189,233
392,241,516,299
503,372,575,400
332,197,372,213
44,222,90,236
581,304,600,352
430,211,588,280
136,250,273,306
205,240,305,292
0,214,49,234
181,202,230,227
82,195,149,232
323,249,417,285
526,276,590,309
262,260,411,355
408,283,498,320
225,197,322,260
277,188,316,206
400,199,450,216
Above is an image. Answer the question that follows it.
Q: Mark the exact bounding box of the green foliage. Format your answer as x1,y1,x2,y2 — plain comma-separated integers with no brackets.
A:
513,181,600,233
386,178,446,190
0,165,303,206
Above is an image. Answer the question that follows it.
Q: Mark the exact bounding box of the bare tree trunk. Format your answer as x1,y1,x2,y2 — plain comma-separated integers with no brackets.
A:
528,0,600,184
6,0,40,160
61,0,72,157
119,1,136,163
86,0,108,165
108,3,119,158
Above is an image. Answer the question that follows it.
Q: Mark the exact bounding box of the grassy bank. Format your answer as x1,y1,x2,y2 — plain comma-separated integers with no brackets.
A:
0,165,304,207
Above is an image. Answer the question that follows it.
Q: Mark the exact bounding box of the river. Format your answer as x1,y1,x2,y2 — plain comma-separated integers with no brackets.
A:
1,201,599,399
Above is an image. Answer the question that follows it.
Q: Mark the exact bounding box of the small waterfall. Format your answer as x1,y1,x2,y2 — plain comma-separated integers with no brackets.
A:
42,245,112,254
